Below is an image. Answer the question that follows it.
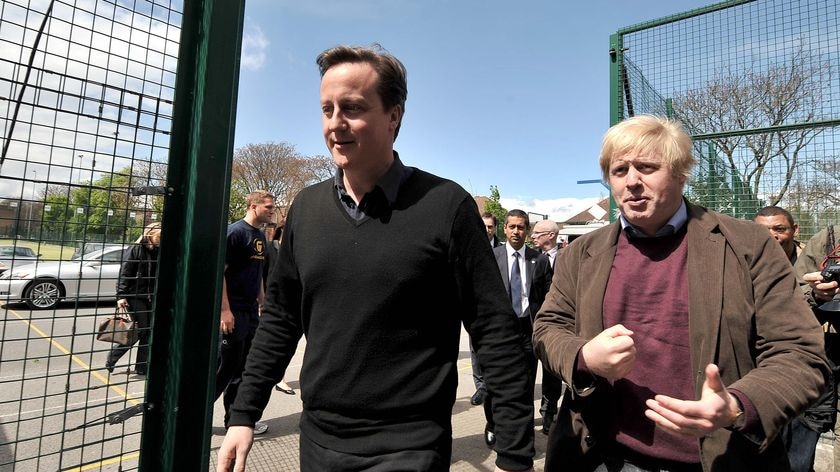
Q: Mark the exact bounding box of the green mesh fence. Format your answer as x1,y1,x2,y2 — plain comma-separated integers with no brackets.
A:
612,0,840,240
0,0,181,470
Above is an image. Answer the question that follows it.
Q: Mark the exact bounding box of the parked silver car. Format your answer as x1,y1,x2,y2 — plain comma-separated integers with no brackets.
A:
0,245,126,309
0,245,41,274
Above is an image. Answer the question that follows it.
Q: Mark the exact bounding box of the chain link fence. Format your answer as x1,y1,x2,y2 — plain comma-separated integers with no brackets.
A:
612,0,840,240
0,0,180,469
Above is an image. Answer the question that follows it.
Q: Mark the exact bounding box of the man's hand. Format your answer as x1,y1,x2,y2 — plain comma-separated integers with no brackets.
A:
580,324,636,383
804,271,839,303
216,426,254,472
220,309,235,335
644,364,741,437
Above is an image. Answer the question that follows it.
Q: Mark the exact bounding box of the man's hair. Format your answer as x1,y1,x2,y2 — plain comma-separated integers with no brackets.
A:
754,206,796,228
533,219,559,234
136,221,161,245
481,212,497,226
316,44,408,139
599,115,696,181
246,190,274,207
505,209,530,229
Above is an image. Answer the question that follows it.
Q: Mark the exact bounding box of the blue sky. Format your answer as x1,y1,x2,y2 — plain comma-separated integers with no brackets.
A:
234,0,714,220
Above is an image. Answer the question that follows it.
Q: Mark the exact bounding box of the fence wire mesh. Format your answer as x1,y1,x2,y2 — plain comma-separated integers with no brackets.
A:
0,0,181,470
614,0,840,240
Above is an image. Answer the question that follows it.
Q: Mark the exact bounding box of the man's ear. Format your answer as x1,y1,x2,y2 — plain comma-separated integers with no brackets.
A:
389,105,402,131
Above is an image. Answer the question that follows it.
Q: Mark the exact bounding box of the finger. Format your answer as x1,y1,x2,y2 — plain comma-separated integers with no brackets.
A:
604,323,634,337
703,364,725,394
233,451,248,472
803,272,823,283
644,406,700,437
645,399,709,437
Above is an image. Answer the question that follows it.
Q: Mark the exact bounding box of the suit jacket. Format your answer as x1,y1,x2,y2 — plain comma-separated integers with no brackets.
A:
494,244,552,323
532,201,829,471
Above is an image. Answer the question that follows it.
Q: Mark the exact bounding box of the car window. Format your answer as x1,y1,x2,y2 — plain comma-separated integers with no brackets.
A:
0,247,12,256
17,248,36,257
100,249,125,263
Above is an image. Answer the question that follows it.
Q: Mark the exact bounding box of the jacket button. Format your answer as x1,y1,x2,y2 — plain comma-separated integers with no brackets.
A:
584,435,595,447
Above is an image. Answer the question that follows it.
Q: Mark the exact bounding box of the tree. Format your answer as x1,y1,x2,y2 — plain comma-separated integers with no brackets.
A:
672,42,831,217
483,185,507,239
228,142,334,222
40,165,157,245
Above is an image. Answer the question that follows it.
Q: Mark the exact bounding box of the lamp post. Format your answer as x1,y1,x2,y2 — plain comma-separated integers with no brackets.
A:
26,170,36,238
75,153,83,184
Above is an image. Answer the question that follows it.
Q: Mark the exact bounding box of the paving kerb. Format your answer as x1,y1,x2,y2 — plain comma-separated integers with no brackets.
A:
208,327,834,471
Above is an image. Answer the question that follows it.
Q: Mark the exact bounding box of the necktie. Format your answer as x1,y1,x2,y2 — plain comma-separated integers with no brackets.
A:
510,252,523,317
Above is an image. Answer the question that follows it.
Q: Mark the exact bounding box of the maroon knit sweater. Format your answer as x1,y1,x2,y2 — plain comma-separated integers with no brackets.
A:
602,228,700,464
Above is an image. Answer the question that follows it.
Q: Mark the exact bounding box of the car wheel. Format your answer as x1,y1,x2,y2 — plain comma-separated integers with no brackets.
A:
24,278,63,310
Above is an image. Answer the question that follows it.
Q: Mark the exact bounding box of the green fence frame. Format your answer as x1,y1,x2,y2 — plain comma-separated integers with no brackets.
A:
609,0,840,238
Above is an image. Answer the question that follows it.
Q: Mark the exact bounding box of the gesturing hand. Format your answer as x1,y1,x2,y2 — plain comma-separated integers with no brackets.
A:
580,324,636,383
644,363,741,437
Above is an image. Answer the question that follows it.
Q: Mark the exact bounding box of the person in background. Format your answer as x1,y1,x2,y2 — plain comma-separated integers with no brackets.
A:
470,211,502,406
217,44,534,472
483,209,552,447
105,221,161,376
794,225,840,472
754,206,803,265
215,190,275,436
529,219,564,434
263,220,295,396
533,115,828,471
753,207,833,472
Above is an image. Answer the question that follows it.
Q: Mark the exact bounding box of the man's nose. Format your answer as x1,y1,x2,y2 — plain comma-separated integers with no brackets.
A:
625,167,642,187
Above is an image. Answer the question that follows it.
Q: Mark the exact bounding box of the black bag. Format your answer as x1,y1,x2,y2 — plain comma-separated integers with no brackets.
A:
96,308,138,346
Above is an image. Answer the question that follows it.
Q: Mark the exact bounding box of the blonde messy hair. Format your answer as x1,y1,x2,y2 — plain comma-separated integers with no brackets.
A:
599,115,696,181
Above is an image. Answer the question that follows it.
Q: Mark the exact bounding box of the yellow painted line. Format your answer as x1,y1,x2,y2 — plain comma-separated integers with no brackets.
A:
457,358,473,373
8,308,140,405
62,452,140,471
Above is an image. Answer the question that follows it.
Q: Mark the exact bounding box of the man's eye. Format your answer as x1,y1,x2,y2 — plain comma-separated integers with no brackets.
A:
611,167,627,176
321,106,333,115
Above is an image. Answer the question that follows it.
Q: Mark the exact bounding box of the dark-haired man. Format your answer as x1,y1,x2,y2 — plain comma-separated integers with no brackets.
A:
483,210,552,447
754,206,803,265
217,45,534,472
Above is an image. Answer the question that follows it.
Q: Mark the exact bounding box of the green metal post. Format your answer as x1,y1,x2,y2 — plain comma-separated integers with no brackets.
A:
607,33,623,221
139,0,245,470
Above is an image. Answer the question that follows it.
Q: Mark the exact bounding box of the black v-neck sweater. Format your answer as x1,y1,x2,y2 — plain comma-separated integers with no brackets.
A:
229,168,535,470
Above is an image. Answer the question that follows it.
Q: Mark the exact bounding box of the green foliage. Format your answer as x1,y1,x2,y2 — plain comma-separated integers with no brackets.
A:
40,166,157,245
484,185,507,239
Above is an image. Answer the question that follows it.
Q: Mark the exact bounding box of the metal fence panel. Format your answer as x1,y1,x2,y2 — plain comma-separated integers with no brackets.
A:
0,0,182,470
612,0,840,239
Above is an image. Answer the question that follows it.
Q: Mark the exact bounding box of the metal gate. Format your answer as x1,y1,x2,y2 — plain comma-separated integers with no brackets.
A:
0,0,245,470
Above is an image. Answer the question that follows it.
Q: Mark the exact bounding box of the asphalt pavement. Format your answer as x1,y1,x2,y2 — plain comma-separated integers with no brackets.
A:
209,326,551,471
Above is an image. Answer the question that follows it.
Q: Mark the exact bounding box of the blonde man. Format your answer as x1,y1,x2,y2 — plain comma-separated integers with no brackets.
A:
215,190,275,435
533,115,828,471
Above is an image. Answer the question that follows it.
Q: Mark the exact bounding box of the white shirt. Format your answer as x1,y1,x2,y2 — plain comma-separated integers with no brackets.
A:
505,244,529,316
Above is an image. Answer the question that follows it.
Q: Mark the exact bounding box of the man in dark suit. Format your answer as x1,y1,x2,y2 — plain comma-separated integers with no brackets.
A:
471,212,503,406
483,209,553,447
530,219,564,434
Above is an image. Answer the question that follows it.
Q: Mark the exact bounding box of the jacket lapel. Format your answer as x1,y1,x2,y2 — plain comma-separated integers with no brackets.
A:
686,203,724,394
578,223,621,338
495,246,510,292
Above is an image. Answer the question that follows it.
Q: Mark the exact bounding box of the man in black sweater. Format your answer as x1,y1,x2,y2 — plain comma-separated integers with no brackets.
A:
217,45,534,472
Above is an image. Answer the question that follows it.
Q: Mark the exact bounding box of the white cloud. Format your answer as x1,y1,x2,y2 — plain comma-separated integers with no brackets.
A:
499,196,605,223
241,23,269,71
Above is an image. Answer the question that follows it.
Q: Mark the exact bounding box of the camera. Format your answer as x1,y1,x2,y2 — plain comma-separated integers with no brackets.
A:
818,264,840,313
821,264,840,284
